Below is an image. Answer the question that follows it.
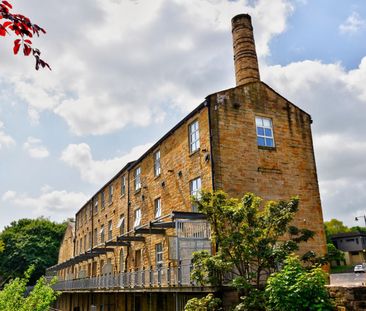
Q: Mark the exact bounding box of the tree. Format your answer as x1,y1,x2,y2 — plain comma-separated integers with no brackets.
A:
187,191,315,310
324,219,350,237
0,218,67,285
0,0,49,69
0,265,59,311
0,240,4,253
325,243,345,265
265,255,333,311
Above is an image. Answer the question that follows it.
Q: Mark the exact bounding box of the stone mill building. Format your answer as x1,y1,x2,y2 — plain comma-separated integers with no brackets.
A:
46,14,327,311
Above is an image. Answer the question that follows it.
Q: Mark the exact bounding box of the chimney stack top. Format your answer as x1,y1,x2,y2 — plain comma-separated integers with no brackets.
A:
231,14,260,86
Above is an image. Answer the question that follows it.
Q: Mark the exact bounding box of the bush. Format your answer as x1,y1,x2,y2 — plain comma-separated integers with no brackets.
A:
265,255,333,311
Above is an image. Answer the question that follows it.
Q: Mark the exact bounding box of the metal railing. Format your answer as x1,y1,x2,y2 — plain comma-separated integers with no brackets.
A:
52,262,198,291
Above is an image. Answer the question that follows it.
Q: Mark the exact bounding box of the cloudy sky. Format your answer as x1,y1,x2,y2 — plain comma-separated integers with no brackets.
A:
1,0,366,230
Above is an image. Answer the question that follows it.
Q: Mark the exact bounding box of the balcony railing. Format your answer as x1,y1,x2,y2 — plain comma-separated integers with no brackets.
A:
52,261,201,291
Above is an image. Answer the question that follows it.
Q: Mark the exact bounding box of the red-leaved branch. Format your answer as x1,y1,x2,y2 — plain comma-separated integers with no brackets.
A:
0,0,50,70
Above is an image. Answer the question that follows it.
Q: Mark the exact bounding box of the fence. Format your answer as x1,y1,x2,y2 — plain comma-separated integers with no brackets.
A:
52,262,198,291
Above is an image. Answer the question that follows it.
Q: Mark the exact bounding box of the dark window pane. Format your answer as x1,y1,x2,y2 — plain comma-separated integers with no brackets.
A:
265,128,272,137
257,127,264,136
266,138,274,147
257,137,265,146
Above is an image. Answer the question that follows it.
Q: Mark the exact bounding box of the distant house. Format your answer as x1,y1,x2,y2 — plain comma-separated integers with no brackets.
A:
331,232,366,265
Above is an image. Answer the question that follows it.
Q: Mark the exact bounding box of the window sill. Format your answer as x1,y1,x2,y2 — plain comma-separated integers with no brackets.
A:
189,148,200,157
258,145,276,151
134,189,141,195
154,174,161,180
120,194,126,199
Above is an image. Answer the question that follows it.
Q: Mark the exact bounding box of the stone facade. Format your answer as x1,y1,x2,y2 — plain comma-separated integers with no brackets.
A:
47,13,327,311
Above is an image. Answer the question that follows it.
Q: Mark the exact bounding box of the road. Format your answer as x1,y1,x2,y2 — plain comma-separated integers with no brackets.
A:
330,273,366,286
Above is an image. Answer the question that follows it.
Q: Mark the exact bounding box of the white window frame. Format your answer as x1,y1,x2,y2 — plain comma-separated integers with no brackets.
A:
101,191,105,209
155,243,163,267
134,208,142,228
117,215,125,236
108,184,113,204
100,225,105,243
154,198,162,219
134,167,141,191
255,116,275,147
189,120,200,153
154,150,161,177
108,220,113,241
190,177,202,212
121,175,126,196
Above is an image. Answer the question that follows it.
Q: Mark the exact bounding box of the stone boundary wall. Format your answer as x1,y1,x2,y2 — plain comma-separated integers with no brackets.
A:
328,286,366,311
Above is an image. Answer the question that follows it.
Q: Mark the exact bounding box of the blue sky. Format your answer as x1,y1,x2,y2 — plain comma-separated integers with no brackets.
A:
1,0,366,229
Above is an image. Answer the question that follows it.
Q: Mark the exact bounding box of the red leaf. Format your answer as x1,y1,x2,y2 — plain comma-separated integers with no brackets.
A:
0,28,6,36
2,0,12,9
23,44,31,56
14,38,21,45
24,39,32,44
13,42,20,55
3,21,12,28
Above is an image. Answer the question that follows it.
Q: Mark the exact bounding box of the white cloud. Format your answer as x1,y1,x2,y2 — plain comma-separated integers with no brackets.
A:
339,12,365,34
0,120,16,150
23,136,50,159
2,189,88,217
261,57,366,226
60,142,152,184
2,190,16,201
4,0,293,136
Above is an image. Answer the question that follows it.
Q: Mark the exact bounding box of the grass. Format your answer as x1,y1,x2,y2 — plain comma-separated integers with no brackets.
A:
330,265,354,274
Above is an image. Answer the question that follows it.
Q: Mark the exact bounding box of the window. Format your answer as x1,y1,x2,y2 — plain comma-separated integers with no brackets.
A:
108,184,113,204
255,116,275,147
121,175,126,196
155,243,163,267
84,234,87,251
154,150,161,176
108,220,113,241
101,191,105,209
134,208,142,228
189,120,200,153
134,167,141,191
100,225,105,243
117,214,125,236
154,198,162,218
76,240,79,255
190,177,202,212
80,237,83,253
93,228,98,246
94,197,98,214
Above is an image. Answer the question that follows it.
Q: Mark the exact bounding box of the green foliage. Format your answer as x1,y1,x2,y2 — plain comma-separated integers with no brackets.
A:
0,265,59,311
324,219,349,242
325,243,345,264
0,240,4,253
0,218,67,285
188,191,315,311
265,255,333,311
184,294,222,311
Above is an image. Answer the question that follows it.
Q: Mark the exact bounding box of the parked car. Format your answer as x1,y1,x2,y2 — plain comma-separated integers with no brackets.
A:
354,264,366,273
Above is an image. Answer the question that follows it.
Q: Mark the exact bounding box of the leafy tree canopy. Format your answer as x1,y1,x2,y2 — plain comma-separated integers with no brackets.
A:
0,265,59,311
0,218,67,285
186,191,316,310
324,219,350,237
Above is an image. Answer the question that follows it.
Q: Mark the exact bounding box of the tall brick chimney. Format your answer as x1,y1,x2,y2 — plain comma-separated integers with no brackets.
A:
232,14,260,86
